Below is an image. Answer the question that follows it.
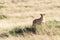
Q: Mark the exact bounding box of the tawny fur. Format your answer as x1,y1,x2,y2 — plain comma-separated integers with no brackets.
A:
32,14,45,26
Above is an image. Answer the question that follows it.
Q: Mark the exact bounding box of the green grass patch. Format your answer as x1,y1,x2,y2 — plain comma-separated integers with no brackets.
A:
35,20,60,35
0,6,6,9
0,15,7,19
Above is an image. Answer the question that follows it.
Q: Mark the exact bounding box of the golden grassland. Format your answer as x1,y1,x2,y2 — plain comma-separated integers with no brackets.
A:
0,0,60,40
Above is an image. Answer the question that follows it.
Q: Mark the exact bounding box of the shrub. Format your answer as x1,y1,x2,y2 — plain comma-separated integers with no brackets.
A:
9,27,24,36
24,27,36,34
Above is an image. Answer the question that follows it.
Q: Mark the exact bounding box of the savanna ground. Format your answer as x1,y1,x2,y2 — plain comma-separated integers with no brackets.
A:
0,0,60,40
